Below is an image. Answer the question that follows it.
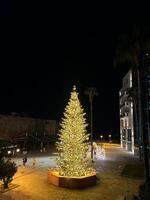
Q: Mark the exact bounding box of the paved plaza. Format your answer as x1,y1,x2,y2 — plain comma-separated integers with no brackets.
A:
0,143,144,200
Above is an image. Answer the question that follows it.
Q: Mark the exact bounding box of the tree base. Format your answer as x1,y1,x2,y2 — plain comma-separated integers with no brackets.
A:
48,170,97,189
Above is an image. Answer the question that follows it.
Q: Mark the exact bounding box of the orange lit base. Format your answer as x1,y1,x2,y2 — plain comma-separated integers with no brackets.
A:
48,170,96,189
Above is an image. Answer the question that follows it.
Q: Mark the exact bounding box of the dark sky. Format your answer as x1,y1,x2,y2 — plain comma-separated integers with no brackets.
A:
0,2,149,139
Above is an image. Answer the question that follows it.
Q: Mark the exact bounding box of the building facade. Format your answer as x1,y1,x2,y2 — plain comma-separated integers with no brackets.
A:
119,63,150,153
0,114,58,140
119,70,135,153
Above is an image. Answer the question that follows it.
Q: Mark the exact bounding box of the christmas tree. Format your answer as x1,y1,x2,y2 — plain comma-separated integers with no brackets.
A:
56,86,90,177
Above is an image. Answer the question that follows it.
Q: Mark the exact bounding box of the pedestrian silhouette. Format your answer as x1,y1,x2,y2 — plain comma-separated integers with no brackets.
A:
23,156,27,167
32,158,36,168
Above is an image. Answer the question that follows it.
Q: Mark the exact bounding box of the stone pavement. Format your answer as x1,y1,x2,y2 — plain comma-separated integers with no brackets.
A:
0,143,144,200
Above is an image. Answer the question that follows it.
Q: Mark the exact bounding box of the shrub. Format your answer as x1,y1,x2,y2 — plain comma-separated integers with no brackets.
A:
0,157,17,189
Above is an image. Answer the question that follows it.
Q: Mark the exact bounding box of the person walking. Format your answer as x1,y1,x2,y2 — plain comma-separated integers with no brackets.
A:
23,156,27,167
32,158,36,168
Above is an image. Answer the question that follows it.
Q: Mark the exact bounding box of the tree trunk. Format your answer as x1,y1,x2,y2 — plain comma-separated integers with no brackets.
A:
137,68,150,183
90,100,94,162
3,178,9,189
135,109,142,160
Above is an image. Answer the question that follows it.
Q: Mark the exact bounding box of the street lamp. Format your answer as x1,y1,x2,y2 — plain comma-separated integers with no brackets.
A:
7,150,11,155
16,148,20,153
100,135,103,142
108,134,112,143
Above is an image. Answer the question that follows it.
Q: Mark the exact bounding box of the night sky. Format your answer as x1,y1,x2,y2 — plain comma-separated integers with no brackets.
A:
0,2,149,139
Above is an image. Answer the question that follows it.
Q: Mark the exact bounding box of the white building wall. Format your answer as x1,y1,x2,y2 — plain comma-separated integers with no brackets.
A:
119,70,135,153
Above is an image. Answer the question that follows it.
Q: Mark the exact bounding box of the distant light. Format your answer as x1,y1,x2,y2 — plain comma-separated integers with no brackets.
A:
8,150,11,154
109,135,111,137
96,147,105,160
16,148,20,153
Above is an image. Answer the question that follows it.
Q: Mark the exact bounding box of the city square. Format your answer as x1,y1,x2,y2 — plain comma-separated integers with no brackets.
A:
0,143,144,200
1,2,150,200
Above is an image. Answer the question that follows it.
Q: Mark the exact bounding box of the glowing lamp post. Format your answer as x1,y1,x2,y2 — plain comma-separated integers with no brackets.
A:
100,135,103,142
108,134,111,143
16,148,20,153
7,150,11,155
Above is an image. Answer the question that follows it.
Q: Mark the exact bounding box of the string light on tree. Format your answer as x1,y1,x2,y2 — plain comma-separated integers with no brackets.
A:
56,85,91,177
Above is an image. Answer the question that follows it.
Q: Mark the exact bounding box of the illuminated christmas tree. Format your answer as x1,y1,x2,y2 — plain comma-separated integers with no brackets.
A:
56,86,90,177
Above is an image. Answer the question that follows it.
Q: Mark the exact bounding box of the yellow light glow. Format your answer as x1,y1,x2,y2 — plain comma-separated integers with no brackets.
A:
56,86,93,177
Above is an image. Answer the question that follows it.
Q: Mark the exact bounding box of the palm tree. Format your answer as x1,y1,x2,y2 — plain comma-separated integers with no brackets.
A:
84,87,98,162
114,25,150,184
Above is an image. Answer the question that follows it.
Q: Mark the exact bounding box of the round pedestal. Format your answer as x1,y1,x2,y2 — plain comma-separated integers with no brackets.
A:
48,170,97,189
